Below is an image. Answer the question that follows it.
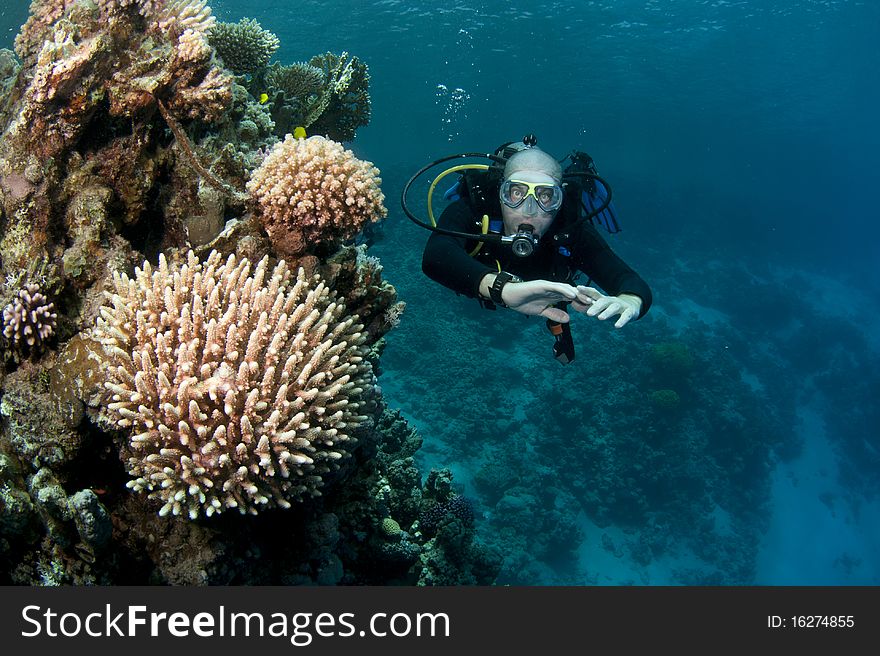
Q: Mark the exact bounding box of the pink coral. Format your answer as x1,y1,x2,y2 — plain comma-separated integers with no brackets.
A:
246,135,387,257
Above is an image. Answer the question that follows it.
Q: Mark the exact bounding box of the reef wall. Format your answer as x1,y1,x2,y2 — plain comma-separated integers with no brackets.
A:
0,0,498,585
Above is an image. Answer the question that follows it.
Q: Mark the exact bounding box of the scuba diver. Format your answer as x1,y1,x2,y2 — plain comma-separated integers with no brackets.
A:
402,135,652,364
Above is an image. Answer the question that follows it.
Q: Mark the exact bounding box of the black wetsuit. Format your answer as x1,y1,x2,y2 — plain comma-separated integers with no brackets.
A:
422,198,653,318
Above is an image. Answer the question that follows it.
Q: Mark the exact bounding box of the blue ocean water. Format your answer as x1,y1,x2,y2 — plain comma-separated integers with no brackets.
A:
2,0,877,585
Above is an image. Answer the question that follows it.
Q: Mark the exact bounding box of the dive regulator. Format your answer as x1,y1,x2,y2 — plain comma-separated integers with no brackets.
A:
510,224,538,258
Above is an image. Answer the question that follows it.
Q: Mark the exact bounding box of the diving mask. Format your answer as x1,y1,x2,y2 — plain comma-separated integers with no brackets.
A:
500,179,564,213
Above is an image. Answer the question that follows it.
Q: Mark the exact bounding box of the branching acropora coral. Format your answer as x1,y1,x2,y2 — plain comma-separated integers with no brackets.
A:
92,250,377,518
246,134,387,256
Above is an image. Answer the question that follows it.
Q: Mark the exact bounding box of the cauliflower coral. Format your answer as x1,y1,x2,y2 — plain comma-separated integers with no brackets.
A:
246,134,387,256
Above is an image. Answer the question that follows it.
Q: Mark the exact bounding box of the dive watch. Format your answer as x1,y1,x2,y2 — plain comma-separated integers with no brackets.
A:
489,271,522,307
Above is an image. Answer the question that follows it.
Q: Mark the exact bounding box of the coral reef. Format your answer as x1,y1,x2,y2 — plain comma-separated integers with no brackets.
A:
0,395,498,585
1,362,85,470
0,49,19,117
247,134,387,257
414,470,502,585
0,452,40,550
13,0,229,151
0,2,495,588
649,388,681,410
372,231,803,584
308,245,404,344
0,0,236,276
419,493,474,538
208,18,279,76
649,341,694,385
92,250,378,518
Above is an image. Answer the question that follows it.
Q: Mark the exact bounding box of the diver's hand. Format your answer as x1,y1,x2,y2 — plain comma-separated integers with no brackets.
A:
572,286,642,328
502,279,578,323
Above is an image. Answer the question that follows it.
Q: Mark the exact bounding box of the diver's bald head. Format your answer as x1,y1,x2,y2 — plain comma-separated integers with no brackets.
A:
503,147,562,183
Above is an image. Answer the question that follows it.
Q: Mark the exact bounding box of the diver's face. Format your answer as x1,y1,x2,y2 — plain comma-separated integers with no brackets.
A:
500,170,560,239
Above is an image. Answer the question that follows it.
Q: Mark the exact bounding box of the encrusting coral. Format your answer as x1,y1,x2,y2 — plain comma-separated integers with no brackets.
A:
0,49,18,116
92,249,378,518
247,134,387,257
13,0,230,152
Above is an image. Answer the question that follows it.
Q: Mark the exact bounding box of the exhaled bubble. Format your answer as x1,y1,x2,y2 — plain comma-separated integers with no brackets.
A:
435,83,471,141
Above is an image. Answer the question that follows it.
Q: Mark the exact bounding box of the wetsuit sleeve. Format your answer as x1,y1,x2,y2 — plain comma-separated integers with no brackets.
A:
573,222,653,318
421,200,495,298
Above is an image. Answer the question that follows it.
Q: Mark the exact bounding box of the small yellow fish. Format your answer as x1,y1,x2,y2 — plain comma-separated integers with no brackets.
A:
293,126,307,139
259,93,269,104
